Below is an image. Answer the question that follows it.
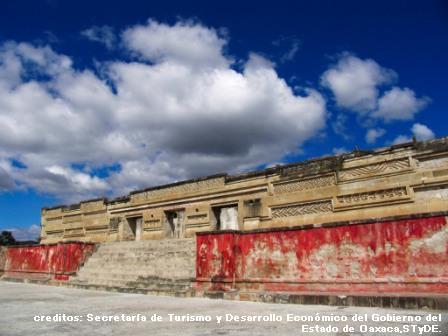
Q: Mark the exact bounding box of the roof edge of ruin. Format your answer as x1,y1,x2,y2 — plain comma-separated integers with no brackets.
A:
41,136,448,211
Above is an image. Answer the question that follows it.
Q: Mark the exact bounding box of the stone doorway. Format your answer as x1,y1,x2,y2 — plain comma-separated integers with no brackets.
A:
212,205,239,230
164,209,185,239
124,217,143,241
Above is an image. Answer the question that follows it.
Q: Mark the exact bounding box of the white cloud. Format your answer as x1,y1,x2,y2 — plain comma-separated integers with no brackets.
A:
322,54,429,125
391,123,435,145
412,123,435,141
81,25,116,50
0,20,327,202
122,19,230,68
0,166,15,190
321,54,395,113
333,147,349,155
373,87,429,121
331,113,351,140
7,224,40,241
365,128,386,144
392,135,412,145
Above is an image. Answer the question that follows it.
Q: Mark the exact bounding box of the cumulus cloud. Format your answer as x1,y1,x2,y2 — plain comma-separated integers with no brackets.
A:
331,113,351,140
392,123,435,145
122,19,230,68
392,135,412,145
411,123,435,141
0,166,15,190
332,147,349,155
321,54,395,113
322,54,429,124
365,128,386,144
81,25,116,50
373,87,429,121
7,224,40,241
0,19,327,202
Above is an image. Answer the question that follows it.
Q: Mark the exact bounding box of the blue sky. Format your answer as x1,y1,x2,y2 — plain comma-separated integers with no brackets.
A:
0,0,447,240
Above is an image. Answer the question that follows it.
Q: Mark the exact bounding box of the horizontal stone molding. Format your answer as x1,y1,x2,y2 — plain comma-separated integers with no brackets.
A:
143,219,162,230
84,229,108,235
63,228,85,238
45,231,63,237
186,213,209,226
44,223,64,233
185,222,210,229
62,215,82,224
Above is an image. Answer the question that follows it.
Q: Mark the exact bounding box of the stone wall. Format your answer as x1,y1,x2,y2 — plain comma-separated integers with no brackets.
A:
40,137,448,244
196,213,448,295
0,246,6,276
3,242,95,281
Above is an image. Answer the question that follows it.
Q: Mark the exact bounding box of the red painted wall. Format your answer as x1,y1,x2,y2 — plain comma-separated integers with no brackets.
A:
196,215,448,294
4,242,94,281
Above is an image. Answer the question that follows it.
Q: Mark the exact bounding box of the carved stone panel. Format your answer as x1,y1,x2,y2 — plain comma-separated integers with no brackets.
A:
334,186,411,210
418,156,448,169
271,200,333,218
131,177,225,204
338,158,411,182
109,217,120,232
273,175,335,194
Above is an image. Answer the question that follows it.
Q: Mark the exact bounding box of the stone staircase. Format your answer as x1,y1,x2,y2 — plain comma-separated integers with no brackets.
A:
70,239,196,296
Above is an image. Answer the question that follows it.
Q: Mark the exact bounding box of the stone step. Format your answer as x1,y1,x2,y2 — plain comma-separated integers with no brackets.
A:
85,259,193,265
93,251,194,257
87,252,194,259
97,239,195,249
98,244,195,249
95,247,195,253
77,270,194,280
86,258,191,268
93,252,194,258
78,264,194,272
80,260,194,270
72,238,196,293
71,277,193,290
82,262,191,269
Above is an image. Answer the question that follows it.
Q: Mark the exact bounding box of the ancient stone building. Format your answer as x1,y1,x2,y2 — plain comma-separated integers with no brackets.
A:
2,137,447,309
41,137,448,244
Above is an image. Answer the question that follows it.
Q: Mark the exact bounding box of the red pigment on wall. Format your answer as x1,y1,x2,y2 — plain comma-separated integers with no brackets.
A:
4,242,94,281
196,216,448,294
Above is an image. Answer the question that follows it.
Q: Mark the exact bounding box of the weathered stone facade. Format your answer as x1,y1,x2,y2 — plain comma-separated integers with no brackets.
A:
41,137,448,244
